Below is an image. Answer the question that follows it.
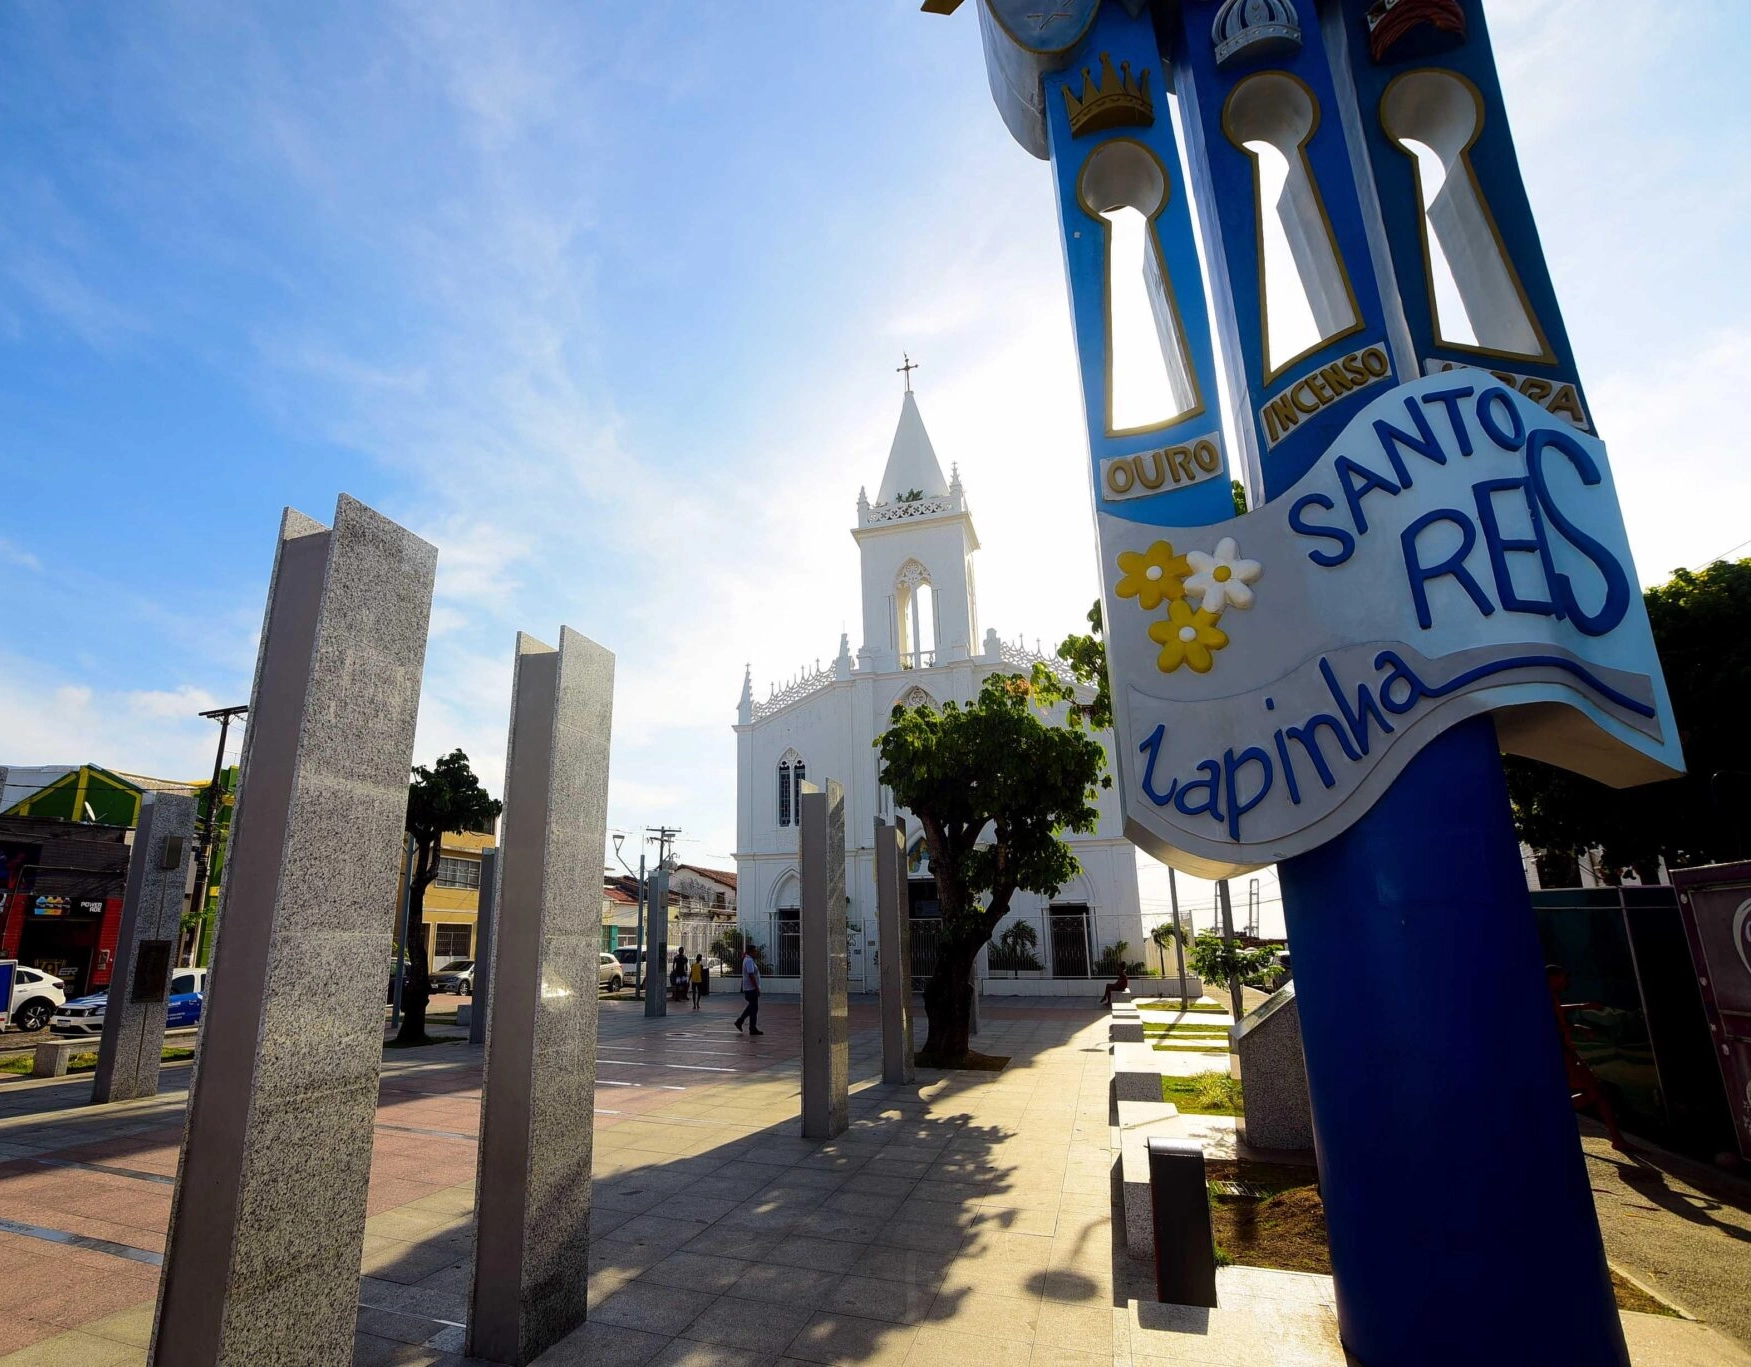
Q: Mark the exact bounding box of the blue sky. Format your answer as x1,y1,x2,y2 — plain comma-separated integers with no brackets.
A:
4,2,1749,918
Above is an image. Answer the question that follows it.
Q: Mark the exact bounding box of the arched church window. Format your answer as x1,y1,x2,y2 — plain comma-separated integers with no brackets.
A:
1379,70,1551,359
1223,72,1362,378
895,560,936,669
777,750,806,827
1076,138,1203,434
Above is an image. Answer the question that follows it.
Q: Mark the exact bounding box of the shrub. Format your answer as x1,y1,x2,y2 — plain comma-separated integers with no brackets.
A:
1097,940,1146,975
989,921,1044,973
710,932,772,977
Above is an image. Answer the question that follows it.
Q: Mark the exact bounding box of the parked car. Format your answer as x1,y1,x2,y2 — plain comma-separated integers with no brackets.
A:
6,966,66,1033
430,960,475,995
50,968,207,1037
599,953,624,993
612,946,645,978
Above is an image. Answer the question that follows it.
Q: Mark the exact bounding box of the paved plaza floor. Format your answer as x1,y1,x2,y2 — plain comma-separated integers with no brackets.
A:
0,995,1745,1366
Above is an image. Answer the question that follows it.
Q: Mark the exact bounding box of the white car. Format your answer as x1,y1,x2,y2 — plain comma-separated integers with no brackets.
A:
598,953,624,993
7,966,67,1033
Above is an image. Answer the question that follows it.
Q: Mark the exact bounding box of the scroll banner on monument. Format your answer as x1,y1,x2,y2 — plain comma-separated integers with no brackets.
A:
1100,372,1682,878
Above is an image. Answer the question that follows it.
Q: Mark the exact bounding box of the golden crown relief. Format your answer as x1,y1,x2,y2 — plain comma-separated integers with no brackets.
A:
1062,52,1154,137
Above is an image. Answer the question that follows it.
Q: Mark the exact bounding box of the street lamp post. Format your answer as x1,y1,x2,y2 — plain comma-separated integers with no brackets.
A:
613,833,645,998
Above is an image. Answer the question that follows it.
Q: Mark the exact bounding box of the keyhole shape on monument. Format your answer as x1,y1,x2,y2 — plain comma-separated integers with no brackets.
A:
1382,69,1550,359
1225,72,1360,379
1079,138,1201,434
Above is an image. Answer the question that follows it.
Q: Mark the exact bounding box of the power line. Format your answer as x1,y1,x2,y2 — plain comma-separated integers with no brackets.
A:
1691,535,1751,570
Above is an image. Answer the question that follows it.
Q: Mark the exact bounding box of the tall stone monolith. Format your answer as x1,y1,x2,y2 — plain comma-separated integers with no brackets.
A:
800,778,848,1138
468,846,498,1047
874,817,913,1085
151,496,436,1367
92,791,198,1104
468,628,613,1366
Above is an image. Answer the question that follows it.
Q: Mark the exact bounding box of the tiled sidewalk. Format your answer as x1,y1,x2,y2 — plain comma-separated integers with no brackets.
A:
0,997,1746,1366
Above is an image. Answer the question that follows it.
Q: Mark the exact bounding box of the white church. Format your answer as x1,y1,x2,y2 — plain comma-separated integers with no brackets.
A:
733,380,1144,995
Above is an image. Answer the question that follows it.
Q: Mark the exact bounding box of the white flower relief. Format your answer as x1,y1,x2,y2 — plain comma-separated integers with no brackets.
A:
1185,536,1262,612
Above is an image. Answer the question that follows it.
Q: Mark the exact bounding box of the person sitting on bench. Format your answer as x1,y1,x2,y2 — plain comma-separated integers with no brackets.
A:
1101,963,1130,1007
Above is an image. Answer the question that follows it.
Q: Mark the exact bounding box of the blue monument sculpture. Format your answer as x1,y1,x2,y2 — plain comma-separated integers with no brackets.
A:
924,2,1679,1362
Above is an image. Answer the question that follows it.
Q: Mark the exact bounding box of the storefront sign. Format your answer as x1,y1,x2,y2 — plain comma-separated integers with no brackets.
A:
1102,373,1682,876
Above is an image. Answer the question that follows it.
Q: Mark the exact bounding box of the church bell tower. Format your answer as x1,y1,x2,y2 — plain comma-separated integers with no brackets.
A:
852,365,980,674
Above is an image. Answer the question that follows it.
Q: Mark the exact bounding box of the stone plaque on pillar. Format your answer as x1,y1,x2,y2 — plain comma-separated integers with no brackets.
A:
151,497,436,1366
469,628,613,1366
92,792,198,1104
800,778,848,1138
469,846,498,1047
875,817,913,1085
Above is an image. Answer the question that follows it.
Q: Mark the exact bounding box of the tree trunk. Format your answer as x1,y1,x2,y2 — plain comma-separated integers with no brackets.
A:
396,844,436,1044
918,940,978,1068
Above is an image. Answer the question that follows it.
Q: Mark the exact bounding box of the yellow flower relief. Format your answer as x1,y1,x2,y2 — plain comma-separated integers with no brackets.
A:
1148,599,1229,674
1115,541,1191,611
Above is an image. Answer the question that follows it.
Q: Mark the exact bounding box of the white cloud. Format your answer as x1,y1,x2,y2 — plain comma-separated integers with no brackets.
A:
0,661,232,780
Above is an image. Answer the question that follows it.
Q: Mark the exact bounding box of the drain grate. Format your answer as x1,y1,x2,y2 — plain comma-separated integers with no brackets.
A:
1207,1179,1272,1199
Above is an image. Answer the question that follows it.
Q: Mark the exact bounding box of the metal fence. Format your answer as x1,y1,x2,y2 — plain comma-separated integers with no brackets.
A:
738,907,1159,989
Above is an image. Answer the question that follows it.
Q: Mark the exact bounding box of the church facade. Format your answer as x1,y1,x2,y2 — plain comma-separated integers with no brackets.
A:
733,385,1143,994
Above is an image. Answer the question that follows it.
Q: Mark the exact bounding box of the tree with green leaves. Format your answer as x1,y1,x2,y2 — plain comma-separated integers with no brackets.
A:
1509,558,1751,881
875,674,1108,1066
398,750,502,1044
1187,932,1278,993
1029,601,1112,731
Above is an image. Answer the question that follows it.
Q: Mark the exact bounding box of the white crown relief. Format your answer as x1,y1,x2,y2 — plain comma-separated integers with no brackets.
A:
1210,0,1303,68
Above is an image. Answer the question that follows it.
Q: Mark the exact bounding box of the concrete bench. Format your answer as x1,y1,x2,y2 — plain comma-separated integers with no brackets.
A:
1109,1013,1145,1044
1115,1099,1183,1259
1111,1041,1167,1104
30,1027,199,1079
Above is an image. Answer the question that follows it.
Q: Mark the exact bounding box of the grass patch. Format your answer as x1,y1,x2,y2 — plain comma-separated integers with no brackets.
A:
0,1045,194,1077
1143,1024,1229,1038
1154,1041,1233,1054
1138,999,1227,1014
1162,1070,1244,1115
1609,1269,1679,1318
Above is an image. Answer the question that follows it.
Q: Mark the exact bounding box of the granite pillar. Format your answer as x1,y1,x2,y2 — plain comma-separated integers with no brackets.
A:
468,628,613,1366
874,817,913,1085
92,792,198,1104
151,497,436,1367
800,779,848,1139
469,846,498,1047
1232,982,1314,1154
644,861,670,1019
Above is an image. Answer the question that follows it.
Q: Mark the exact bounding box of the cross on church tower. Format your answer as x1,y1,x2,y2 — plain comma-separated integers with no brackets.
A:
896,353,919,392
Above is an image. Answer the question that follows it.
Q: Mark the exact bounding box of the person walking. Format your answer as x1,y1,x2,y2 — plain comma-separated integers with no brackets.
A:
734,947,763,1035
689,953,705,1011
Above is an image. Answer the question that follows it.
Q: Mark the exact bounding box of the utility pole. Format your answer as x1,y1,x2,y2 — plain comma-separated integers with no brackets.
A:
1167,866,1189,1011
1216,878,1244,1021
187,704,247,966
644,826,680,1020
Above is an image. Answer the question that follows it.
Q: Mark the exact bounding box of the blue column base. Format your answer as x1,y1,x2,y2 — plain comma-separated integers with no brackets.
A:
1279,715,1628,1366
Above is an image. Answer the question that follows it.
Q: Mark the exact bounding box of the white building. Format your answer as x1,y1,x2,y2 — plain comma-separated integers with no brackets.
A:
732,385,1143,996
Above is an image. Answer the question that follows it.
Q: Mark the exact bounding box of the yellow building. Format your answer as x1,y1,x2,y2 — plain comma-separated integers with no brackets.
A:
415,829,493,967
